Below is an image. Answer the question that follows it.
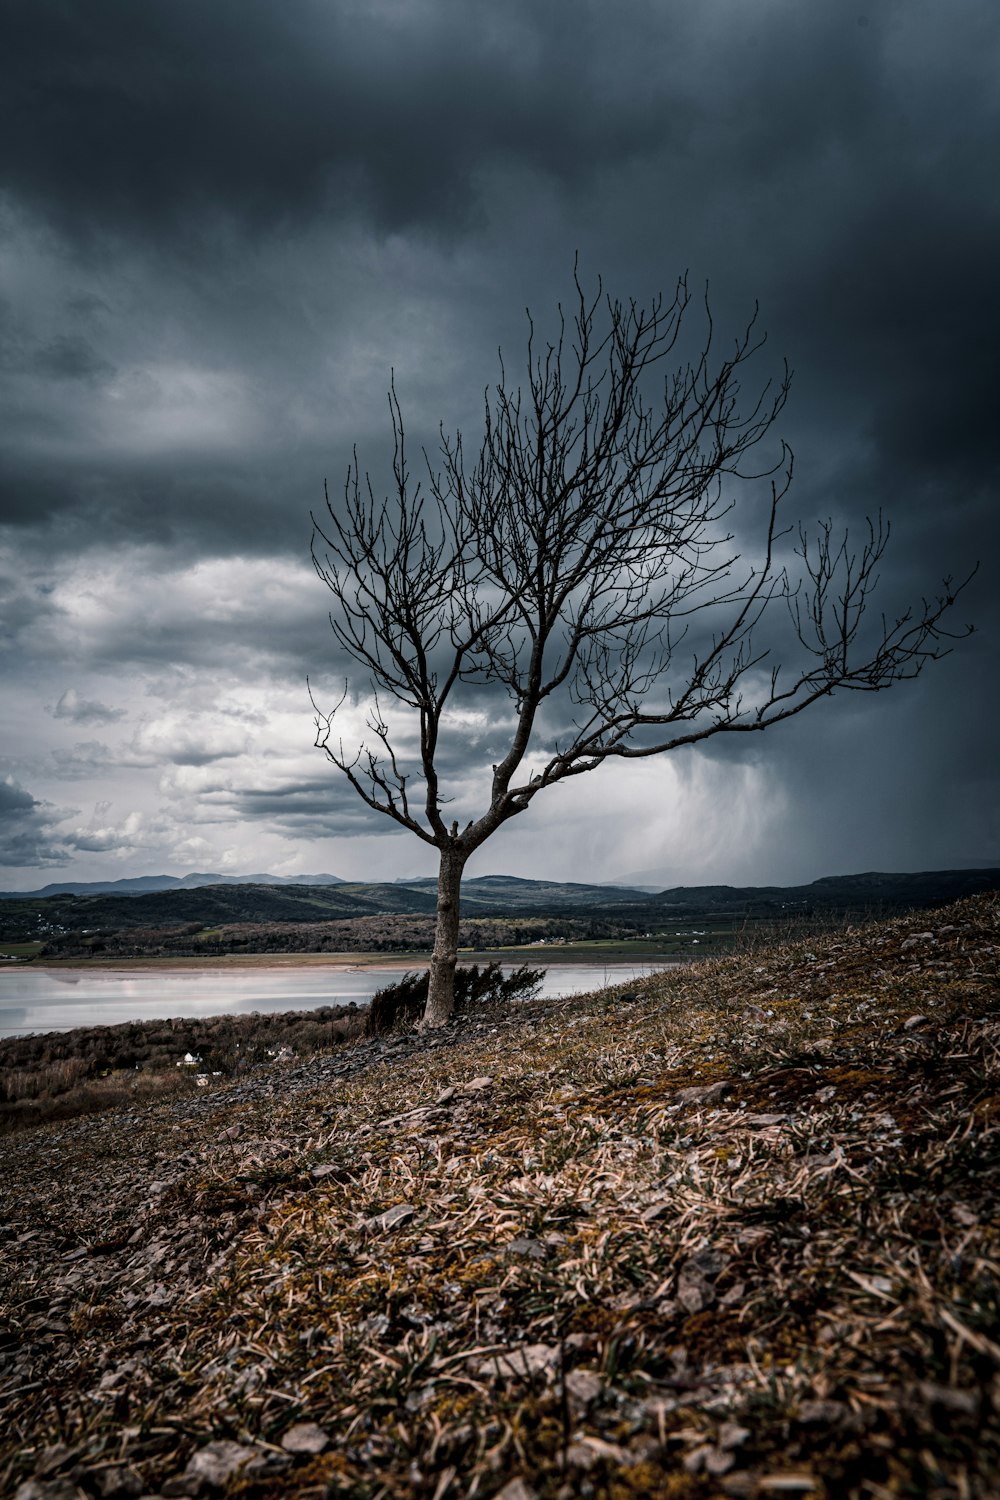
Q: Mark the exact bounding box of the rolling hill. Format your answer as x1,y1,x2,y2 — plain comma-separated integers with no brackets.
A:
2,867,999,950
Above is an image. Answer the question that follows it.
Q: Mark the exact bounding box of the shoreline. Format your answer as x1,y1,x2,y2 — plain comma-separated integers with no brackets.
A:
0,954,428,976
0,949,683,976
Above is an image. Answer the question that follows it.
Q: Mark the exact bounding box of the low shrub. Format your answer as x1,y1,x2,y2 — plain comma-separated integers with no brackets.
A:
365,961,545,1037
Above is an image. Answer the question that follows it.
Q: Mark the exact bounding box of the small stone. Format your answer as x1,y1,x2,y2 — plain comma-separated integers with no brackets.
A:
683,1444,714,1474
677,1276,705,1314
494,1481,538,1500
366,1202,415,1232
161,1477,202,1498
676,1080,731,1105
505,1236,546,1259
310,1164,339,1179
687,1247,727,1277
474,1343,560,1380
92,1469,143,1499
461,1076,493,1092
280,1422,330,1455
184,1441,256,1489
435,1086,458,1104
14,1483,84,1500
564,1368,604,1409
627,1434,663,1464
796,1399,850,1426
903,1014,929,1030
676,1249,723,1314
706,1448,736,1476
718,1421,751,1450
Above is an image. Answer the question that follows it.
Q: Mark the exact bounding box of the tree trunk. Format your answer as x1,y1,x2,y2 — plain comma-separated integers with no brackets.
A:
421,843,467,1029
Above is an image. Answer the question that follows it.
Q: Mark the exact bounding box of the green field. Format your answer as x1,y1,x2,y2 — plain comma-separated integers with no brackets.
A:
0,941,44,961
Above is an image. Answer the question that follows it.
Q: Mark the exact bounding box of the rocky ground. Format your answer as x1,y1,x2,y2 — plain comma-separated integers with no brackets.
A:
1,895,998,1499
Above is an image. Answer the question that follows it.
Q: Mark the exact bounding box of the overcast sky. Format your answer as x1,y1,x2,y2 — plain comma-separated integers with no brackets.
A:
1,0,997,892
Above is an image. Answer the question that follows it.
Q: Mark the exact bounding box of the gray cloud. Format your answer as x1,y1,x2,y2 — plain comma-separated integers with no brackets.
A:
0,780,72,867
1,1,692,247
0,0,997,887
218,781,393,840
46,742,115,780
50,689,126,725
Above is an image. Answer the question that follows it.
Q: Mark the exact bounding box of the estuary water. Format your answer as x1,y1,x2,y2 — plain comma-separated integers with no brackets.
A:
0,962,674,1037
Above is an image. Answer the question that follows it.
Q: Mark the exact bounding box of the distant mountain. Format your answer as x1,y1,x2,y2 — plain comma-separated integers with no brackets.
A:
644,868,1000,914
1,868,997,931
0,872,346,900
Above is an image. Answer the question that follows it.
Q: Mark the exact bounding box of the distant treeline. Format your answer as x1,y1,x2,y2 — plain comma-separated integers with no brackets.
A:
28,914,627,961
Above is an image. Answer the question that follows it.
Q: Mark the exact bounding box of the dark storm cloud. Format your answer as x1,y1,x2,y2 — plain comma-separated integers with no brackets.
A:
0,780,71,867
3,0,997,561
0,451,317,553
769,164,1000,524
1,0,685,246
209,778,389,840
0,323,113,384
1,0,997,882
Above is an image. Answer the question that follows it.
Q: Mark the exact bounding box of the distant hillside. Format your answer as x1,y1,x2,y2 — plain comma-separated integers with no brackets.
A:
395,874,655,911
646,867,1000,915
0,881,437,938
0,872,346,899
1,867,998,950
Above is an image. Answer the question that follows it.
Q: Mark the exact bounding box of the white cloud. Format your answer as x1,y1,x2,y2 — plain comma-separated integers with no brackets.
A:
2,547,326,670
64,808,149,855
130,717,250,767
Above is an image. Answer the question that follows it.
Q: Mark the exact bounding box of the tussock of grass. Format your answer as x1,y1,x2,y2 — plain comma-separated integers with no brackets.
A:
1,895,998,1498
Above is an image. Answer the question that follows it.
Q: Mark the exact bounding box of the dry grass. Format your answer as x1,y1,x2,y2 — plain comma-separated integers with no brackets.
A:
1,894,998,1499
0,1005,365,1131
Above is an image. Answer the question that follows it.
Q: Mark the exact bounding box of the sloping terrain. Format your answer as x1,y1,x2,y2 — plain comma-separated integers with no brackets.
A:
0,882,440,946
4,868,999,955
1,895,998,1498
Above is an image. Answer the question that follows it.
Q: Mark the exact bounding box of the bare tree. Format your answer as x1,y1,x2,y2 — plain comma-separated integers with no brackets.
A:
311,271,972,1028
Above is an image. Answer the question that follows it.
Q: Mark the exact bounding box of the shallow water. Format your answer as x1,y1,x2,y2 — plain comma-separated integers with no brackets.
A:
0,962,673,1037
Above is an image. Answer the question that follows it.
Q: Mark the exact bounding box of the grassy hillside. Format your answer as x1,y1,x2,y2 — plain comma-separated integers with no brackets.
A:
1,894,997,1497
0,1003,366,1132
4,868,998,960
